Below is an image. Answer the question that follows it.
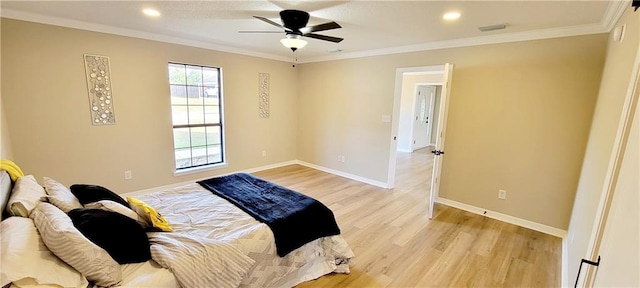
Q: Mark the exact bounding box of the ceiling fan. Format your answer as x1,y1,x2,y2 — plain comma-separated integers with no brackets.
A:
240,10,343,51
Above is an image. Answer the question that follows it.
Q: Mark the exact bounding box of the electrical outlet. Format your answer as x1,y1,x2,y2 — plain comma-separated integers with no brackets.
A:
124,170,132,180
498,189,507,200
337,155,345,163
262,150,267,157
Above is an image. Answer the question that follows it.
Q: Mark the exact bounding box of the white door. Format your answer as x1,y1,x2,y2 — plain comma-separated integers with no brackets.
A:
426,86,436,144
582,45,640,287
591,103,639,286
428,64,454,219
412,86,434,150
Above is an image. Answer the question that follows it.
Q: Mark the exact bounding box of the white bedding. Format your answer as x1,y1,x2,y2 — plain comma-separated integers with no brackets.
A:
120,261,177,288
149,232,255,288
127,183,353,288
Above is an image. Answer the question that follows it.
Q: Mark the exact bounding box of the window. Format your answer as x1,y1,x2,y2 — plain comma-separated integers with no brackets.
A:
168,63,224,171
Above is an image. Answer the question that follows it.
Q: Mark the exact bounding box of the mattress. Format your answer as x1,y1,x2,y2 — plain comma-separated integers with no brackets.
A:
123,182,353,288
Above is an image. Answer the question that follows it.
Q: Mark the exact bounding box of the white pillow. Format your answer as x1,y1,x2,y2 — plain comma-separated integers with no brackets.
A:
6,175,46,217
42,177,82,213
30,202,122,287
0,216,88,288
84,200,150,228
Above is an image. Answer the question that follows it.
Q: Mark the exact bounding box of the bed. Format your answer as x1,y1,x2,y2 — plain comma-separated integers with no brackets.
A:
0,170,354,288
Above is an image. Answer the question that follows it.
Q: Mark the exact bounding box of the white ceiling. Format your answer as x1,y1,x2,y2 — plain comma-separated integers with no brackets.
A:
0,1,628,63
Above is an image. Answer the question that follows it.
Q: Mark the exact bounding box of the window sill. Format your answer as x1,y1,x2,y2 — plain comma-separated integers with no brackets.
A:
173,162,228,177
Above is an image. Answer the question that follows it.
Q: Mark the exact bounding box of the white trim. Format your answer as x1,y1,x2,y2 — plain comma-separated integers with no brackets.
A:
0,8,293,63
397,148,413,153
563,237,570,287
436,197,568,238
242,160,298,174
403,71,445,76
300,24,607,63
122,160,298,197
295,160,389,189
1,7,616,64
601,0,631,32
124,158,389,197
173,162,228,177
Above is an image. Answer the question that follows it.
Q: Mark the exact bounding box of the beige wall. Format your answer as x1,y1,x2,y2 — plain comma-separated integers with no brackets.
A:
298,34,607,229
1,19,298,193
397,74,442,151
566,6,639,285
1,38,12,160
0,19,11,160
1,99,12,159
1,17,613,231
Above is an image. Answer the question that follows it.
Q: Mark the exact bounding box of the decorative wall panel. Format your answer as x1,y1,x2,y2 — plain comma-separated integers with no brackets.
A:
258,73,270,118
84,54,115,125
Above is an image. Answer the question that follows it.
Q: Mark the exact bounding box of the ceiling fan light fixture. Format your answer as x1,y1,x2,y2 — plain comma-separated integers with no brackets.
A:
280,34,308,52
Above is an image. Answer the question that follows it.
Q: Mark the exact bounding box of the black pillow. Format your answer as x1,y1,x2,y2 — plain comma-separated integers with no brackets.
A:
70,184,130,208
68,208,151,264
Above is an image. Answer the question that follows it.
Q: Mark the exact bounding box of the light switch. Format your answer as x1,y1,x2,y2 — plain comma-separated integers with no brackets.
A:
381,115,391,122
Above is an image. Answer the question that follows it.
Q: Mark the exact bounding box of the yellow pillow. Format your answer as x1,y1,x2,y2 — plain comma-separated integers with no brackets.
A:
0,159,25,181
126,197,173,232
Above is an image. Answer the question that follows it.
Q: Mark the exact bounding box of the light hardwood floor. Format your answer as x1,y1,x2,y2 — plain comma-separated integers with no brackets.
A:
254,148,561,287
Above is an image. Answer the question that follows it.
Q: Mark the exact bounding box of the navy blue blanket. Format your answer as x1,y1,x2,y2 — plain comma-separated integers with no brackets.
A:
197,173,340,257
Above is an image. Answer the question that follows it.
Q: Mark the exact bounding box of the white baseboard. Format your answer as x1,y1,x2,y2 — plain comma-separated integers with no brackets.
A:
397,148,412,153
122,160,299,197
242,160,299,174
436,197,567,238
562,237,569,287
295,160,389,189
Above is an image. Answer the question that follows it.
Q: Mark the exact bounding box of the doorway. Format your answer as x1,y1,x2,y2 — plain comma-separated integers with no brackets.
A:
388,64,454,219
395,73,443,153
389,66,445,186
412,85,436,151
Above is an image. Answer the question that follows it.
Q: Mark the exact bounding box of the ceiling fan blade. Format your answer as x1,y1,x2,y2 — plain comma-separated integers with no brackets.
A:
238,31,284,33
253,16,290,31
304,33,343,43
303,21,341,33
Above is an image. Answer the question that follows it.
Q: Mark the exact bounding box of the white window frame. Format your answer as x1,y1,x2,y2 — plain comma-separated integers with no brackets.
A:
167,62,226,174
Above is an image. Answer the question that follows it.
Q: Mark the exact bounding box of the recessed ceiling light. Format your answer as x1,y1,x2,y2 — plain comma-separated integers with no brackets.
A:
143,9,161,17
443,12,461,20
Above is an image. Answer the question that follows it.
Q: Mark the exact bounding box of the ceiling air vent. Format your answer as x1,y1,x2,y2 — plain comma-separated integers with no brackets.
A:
478,23,507,32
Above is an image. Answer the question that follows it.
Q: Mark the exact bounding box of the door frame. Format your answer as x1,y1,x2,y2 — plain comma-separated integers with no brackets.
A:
388,65,445,188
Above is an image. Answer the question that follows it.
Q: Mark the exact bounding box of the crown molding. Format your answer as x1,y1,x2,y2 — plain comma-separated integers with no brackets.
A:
1,6,616,65
300,23,608,63
601,0,631,31
0,8,293,63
